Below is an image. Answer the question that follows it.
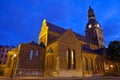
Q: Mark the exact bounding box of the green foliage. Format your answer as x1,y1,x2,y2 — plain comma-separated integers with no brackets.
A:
108,40,120,62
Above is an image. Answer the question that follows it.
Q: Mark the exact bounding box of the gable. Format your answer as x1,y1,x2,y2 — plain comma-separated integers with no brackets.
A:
38,19,48,45
58,29,79,44
39,19,48,36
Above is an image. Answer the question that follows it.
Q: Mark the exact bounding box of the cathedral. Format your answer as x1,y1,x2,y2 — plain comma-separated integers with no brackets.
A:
38,6,105,77
3,6,120,77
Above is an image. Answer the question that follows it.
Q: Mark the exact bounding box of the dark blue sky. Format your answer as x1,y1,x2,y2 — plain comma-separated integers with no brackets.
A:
0,0,120,47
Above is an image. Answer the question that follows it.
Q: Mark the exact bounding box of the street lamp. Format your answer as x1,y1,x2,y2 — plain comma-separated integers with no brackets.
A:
10,54,16,78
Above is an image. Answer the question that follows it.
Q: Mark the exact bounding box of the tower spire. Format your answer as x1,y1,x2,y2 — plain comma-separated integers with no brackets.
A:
86,6,105,48
88,6,95,20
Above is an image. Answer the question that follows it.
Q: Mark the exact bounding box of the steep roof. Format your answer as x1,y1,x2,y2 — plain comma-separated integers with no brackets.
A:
82,47,94,53
26,40,38,46
93,48,105,55
46,22,97,45
47,22,67,34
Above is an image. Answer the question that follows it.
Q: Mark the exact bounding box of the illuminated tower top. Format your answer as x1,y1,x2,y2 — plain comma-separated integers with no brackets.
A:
86,6,101,29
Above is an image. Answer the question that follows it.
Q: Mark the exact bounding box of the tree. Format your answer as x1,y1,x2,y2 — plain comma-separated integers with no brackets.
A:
108,40,120,62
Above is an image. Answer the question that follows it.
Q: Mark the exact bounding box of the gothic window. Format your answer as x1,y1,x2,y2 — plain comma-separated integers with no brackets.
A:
96,59,100,71
66,49,76,69
83,57,88,71
30,50,33,60
66,49,71,69
90,58,93,71
99,62,102,71
71,49,76,69
36,50,39,57
48,47,53,53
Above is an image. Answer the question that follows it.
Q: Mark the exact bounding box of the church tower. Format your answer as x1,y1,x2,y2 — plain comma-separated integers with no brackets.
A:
85,6,105,48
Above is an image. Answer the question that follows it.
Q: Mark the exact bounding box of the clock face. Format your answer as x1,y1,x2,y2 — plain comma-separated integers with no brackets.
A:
97,24,100,27
88,24,91,28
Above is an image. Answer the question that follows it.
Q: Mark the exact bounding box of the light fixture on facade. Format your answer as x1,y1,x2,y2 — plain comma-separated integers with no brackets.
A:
110,64,113,68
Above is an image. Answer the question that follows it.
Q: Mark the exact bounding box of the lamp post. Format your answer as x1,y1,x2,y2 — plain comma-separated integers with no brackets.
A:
10,54,16,78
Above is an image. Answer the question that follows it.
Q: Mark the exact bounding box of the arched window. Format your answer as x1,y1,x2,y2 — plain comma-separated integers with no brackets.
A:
36,50,39,57
83,57,88,71
30,50,33,60
90,58,93,71
66,49,76,69
99,62,103,71
66,49,71,69
71,49,76,69
96,59,100,71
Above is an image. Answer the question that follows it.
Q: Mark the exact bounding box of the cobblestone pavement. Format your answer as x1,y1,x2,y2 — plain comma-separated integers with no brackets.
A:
0,76,120,80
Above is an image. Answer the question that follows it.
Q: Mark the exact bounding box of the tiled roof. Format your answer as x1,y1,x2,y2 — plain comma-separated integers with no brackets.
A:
93,48,105,55
24,40,46,48
82,47,94,53
47,22,67,34
46,22,97,45
82,47,104,55
26,40,38,46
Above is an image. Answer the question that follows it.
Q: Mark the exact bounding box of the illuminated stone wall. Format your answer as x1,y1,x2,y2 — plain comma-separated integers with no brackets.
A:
16,43,46,76
4,48,18,77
